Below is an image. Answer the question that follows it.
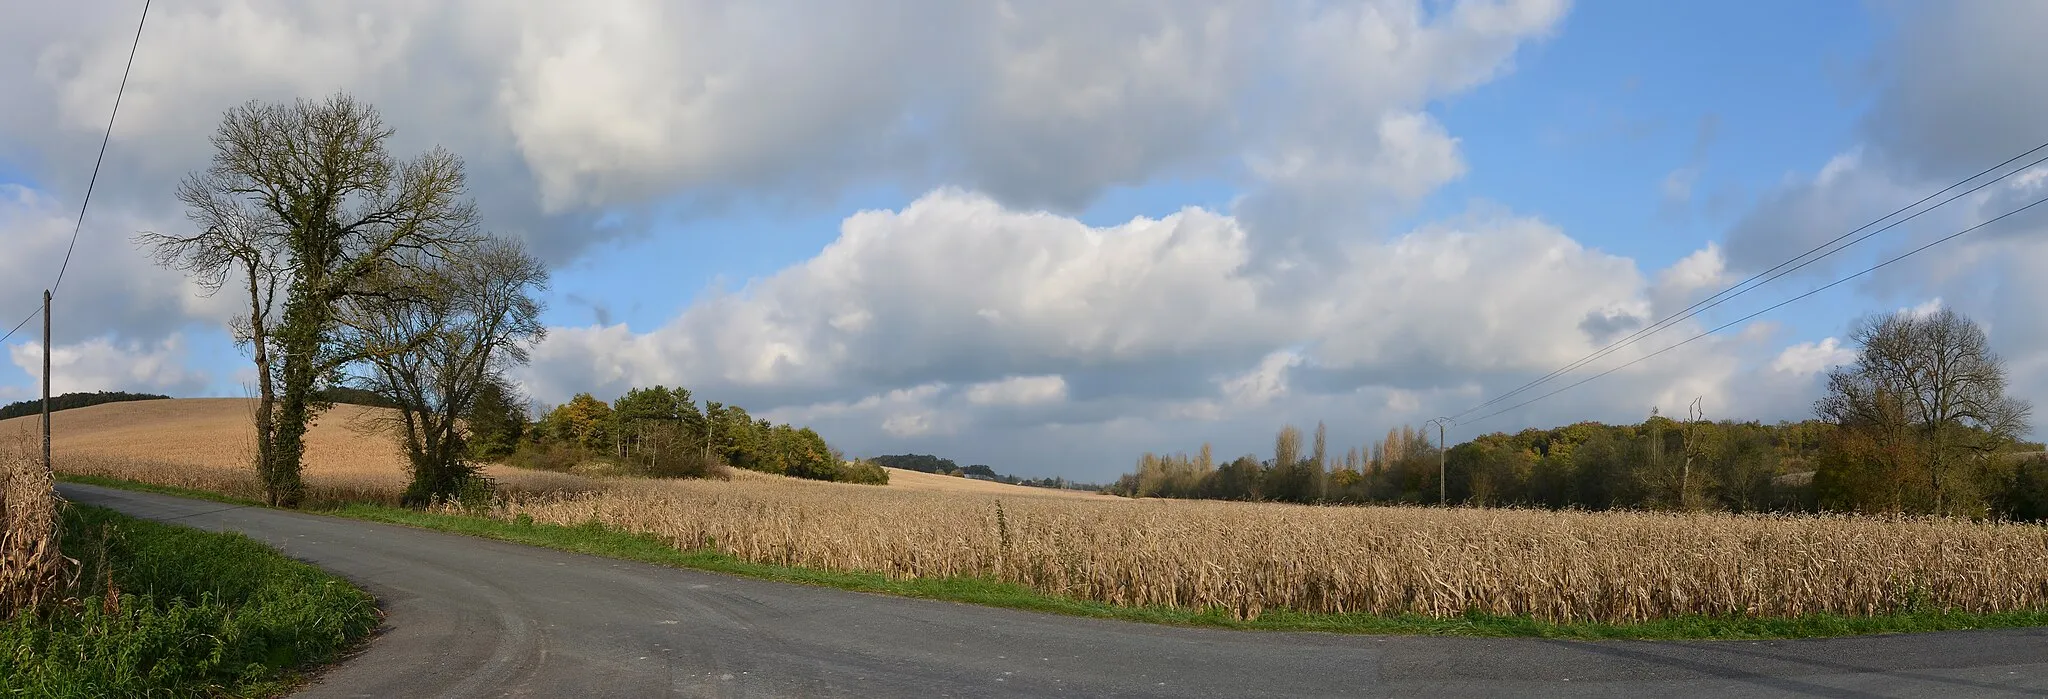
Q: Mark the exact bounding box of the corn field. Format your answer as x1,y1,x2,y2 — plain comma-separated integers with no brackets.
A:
44,422,2048,625
468,476,2048,624
1,436,65,618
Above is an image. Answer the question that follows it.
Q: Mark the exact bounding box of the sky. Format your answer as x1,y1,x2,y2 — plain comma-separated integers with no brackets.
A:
4,0,2048,482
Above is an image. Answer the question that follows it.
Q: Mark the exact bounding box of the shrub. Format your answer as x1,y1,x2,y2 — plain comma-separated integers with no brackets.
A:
504,441,583,473
0,504,377,697
836,459,889,485
636,450,731,481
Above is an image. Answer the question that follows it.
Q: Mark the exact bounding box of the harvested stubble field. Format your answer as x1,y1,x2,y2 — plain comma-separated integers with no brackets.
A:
21,399,2048,625
3,398,600,507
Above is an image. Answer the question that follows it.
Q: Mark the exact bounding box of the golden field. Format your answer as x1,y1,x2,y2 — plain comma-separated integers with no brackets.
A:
16,399,2048,624
3,398,1105,505
1,398,602,506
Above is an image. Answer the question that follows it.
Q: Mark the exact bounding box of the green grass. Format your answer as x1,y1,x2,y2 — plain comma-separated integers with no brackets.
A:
1,502,379,698
60,474,2048,641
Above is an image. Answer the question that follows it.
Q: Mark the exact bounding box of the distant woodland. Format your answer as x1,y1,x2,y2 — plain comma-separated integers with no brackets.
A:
483,384,888,485
867,453,1106,491
1112,308,2048,520
0,392,169,421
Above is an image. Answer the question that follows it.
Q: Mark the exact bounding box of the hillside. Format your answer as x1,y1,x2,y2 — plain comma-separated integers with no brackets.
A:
0,397,405,474
877,466,1114,500
0,398,1110,501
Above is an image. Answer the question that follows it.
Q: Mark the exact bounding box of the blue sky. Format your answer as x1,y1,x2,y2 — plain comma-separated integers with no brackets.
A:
4,1,2046,480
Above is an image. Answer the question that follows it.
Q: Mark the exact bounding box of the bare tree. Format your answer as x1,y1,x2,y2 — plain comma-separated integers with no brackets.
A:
340,238,547,506
137,172,290,489
1817,307,2034,514
160,93,483,507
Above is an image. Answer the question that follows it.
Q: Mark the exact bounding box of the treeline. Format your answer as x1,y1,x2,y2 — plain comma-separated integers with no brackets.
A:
1112,307,2048,520
479,384,886,485
1114,416,2047,518
868,453,1108,491
0,392,169,421
1111,418,1822,510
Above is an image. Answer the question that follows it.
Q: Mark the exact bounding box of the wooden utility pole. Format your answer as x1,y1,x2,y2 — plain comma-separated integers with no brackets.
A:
1681,396,1703,510
1424,416,1452,506
40,290,50,475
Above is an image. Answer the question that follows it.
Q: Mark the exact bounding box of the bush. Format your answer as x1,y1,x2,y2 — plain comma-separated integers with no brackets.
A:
0,504,377,697
504,441,583,472
635,450,731,481
836,459,889,485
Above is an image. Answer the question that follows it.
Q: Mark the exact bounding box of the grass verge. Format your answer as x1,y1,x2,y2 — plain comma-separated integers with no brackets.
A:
1,502,378,698
59,473,2048,641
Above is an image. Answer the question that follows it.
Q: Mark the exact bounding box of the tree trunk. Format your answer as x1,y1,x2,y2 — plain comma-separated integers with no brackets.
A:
245,261,276,501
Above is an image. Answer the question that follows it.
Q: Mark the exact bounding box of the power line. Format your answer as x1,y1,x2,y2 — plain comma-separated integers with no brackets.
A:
1449,141,2048,422
0,305,38,346
52,0,151,294
1461,190,2048,428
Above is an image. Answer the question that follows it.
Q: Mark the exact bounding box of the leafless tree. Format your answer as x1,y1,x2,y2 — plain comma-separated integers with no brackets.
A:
339,237,547,506
136,173,290,488
1817,307,2034,513
149,93,484,507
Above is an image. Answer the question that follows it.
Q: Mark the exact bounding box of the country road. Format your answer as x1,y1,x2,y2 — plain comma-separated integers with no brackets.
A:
60,483,2048,698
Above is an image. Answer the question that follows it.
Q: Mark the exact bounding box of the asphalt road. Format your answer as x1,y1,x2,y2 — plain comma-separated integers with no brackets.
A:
59,483,2048,698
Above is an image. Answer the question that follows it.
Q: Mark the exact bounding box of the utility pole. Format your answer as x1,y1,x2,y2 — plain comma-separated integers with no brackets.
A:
1681,396,1703,510
40,290,51,476
1424,416,1452,506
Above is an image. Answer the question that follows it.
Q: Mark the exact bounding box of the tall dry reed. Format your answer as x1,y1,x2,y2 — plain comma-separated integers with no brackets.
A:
478,476,2048,624
0,432,66,618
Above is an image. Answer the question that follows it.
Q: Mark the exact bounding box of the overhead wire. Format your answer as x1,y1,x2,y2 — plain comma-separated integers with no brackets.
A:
52,0,151,294
1460,189,2048,428
1448,140,2048,423
0,305,39,347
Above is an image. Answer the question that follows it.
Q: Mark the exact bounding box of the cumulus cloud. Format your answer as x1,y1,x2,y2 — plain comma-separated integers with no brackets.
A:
7,333,208,396
19,0,1905,478
521,189,1765,475
1769,337,1855,377
0,184,228,343
1219,351,1303,409
5,0,1568,253
0,1,1570,400
964,375,1068,407
1699,0,2048,443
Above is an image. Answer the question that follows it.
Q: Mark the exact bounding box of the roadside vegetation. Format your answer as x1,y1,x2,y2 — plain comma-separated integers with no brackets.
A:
0,503,376,697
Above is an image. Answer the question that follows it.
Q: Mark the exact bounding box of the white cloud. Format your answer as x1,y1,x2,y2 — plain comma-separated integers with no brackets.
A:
1770,338,1856,377
964,375,1068,407
881,412,939,438
1650,243,1728,316
520,188,1777,476
23,0,1906,479
1220,351,1303,408
5,0,1568,254
1901,297,1944,319
0,185,237,343
7,334,208,396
